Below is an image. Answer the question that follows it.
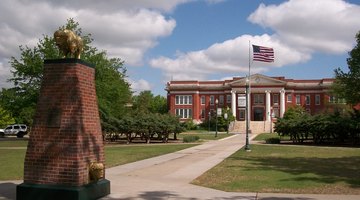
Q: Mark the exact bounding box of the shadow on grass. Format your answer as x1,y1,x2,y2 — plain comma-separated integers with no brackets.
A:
232,155,360,188
102,190,256,200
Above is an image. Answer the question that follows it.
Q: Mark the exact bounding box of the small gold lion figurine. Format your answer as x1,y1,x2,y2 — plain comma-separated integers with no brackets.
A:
89,162,104,182
54,29,83,59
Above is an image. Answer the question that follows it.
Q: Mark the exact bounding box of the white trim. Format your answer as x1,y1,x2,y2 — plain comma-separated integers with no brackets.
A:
170,91,199,94
293,90,326,94
198,91,227,95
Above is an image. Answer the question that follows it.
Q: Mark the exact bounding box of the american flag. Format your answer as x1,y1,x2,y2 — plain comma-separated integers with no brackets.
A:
252,45,274,63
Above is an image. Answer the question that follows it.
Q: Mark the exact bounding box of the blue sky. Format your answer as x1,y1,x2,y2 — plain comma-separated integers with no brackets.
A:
0,0,360,96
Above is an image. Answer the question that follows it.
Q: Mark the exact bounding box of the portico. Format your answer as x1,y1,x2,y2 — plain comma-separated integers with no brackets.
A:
228,74,287,122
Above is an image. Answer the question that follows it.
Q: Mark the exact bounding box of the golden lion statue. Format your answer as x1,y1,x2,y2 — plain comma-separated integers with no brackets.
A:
54,29,83,59
89,162,104,182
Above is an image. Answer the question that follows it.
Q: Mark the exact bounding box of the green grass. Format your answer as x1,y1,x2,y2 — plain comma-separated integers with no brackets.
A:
0,143,196,180
253,133,290,141
192,144,360,194
0,140,28,147
0,149,26,180
105,144,197,167
179,132,233,141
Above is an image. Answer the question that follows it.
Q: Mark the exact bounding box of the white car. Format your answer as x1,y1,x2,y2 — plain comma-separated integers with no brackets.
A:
0,128,4,137
1,124,28,138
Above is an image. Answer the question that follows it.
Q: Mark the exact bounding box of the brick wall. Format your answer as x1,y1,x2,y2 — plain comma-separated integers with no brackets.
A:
23,59,104,186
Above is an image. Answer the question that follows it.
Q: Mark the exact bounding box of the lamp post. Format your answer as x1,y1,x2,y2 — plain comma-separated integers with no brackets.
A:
215,99,218,137
224,112,228,134
245,78,251,151
208,111,211,133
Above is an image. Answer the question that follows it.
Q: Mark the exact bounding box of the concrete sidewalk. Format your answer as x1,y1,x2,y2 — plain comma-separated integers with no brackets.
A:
1,134,359,200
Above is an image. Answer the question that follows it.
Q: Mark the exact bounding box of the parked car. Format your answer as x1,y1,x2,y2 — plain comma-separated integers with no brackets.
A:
0,128,4,137
1,124,28,138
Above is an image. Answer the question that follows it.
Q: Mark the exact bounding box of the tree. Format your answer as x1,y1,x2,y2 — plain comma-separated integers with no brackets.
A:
132,91,167,114
0,106,15,128
334,31,360,105
0,18,131,125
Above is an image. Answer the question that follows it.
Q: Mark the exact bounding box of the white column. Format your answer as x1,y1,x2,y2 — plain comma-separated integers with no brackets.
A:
231,90,236,118
265,90,271,121
280,89,285,118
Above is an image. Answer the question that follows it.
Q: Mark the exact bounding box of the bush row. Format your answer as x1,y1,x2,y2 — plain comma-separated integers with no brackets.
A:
101,113,183,144
274,107,360,145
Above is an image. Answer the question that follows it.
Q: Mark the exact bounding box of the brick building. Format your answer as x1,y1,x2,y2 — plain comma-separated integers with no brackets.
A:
166,74,336,133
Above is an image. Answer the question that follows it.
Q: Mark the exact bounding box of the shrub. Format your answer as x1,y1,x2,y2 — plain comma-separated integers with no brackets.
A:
265,137,281,144
183,135,200,143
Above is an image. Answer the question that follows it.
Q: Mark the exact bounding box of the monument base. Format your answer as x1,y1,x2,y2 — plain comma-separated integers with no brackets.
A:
17,179,110,200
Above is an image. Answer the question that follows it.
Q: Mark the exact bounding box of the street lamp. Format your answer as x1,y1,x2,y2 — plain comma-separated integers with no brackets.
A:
245,78,251,151
224,112,228,134
208,111,211,133
215,99,218,137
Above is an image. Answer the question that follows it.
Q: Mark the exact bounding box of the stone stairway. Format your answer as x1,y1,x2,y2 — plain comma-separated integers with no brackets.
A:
229,120,274,134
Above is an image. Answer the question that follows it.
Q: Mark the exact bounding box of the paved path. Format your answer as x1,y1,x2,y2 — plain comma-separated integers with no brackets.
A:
1,134,359,200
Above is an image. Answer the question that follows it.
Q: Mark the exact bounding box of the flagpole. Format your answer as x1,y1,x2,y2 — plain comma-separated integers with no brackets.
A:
245,41,251,151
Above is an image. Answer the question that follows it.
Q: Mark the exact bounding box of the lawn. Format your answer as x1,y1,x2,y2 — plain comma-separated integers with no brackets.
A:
0,140,196,180
179,131,233,141
192,144,360,194
253,132,290,141
105,144,196,167
0,140,28,147
0,149,26,180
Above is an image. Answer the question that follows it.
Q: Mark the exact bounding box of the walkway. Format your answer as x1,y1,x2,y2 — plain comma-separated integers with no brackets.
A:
0,134,359,200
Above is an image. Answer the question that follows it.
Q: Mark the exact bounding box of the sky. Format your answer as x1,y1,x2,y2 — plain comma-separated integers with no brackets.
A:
1,0,360,96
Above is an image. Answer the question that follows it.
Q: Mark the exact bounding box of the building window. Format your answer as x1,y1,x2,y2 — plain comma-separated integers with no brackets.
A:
201,109,205,119
219,95,224,105
175,108,192,119
210,95,215,105
254,94,264,104
239,109,245,120
175,95,192,105
315,94,320,105
306,95,311,105
329,96,336,103
273,108,280,118
209,109,214,117
226,95,231,103
296,95,301,105
287,94,292,102
201,96,205,105
273,94,279,105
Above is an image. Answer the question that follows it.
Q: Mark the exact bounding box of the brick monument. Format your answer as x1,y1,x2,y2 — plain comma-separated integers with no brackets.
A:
16,58,110,200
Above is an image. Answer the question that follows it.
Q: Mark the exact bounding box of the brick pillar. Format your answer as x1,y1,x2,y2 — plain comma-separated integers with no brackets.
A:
17,59,110,200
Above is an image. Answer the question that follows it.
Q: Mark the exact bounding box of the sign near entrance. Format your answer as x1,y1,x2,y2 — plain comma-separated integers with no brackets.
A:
238,96,246,107
217,108,222,116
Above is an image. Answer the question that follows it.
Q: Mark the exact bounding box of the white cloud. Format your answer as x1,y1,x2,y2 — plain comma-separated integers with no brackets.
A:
129,79,152,94
0,0,184,89
248,0,360,54
44,0,191,13
150,34,310,81
151,0,360,81
0,62,13,89
205,0,226,5
77,8,176,65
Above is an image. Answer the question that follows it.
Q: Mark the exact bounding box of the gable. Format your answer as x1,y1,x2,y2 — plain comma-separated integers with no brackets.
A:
228,74,286,87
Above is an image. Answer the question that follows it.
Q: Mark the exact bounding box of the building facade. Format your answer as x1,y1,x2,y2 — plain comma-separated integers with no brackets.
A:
166,74,335,127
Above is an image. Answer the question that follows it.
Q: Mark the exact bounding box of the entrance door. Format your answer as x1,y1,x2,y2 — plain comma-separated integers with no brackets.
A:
238,109,245,121
254,107,264,121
